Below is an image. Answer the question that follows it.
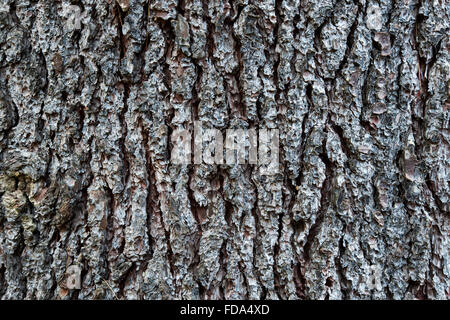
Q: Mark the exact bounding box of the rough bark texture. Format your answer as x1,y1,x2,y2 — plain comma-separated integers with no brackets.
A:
0,0,449,300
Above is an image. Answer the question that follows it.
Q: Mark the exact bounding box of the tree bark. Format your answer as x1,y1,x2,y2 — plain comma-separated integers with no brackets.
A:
0,0,448,300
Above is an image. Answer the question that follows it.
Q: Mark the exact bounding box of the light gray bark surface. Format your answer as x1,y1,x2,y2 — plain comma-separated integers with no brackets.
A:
0,0,449,299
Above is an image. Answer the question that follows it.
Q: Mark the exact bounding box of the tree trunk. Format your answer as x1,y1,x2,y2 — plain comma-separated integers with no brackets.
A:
0,0,448,300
